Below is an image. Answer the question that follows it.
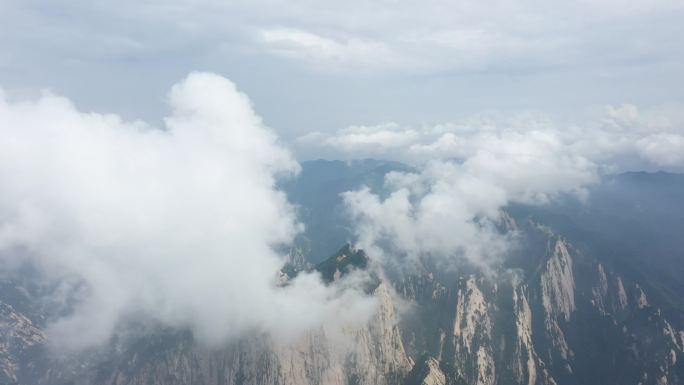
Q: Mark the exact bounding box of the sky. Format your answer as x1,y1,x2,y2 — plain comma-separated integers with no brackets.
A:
1,0,684,141
1,0,684,352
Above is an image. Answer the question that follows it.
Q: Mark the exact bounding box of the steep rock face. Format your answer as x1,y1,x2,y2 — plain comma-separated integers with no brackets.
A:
0,301,44,384
526,236,684,385
599,295,684,385
39,281,411,385
540,240,575,322
536,239,576,377
451,276,495,385
392,224,684,385
511,287,555,385
404,357,447,385
441,274,557,385
341,282,413,385
105,333,344,385
590,264,628,316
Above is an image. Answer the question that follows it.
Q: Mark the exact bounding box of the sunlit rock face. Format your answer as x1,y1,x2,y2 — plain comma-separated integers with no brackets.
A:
0,301,45,384
388,202,684,385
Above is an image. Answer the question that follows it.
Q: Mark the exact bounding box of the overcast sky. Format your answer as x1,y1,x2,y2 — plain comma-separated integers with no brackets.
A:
2,0,683,142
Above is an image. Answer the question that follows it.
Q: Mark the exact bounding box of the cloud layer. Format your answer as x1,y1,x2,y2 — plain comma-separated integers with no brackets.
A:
301,104,684,268
0,72,374,351
3,0,683,139
298,104,684,171
4,0,682,75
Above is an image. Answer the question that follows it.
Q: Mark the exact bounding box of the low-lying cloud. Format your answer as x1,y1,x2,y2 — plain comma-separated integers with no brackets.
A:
301,104,684,269
0,72,375,351
298,104,684,170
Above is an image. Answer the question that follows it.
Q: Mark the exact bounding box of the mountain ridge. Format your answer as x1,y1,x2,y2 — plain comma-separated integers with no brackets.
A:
1,165,683,385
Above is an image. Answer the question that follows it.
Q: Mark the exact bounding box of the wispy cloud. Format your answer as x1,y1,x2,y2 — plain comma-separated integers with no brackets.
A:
3,0,683,75
297,104,684,170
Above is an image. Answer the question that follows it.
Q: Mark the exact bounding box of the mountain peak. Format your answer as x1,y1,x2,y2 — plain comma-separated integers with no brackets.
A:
314,244,370,283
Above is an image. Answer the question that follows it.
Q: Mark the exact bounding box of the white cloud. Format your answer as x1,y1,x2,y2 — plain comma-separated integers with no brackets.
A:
256,28,413,72
0,72,375,351
343,163,510,271
298,104,684,171
636,133,684,166
298,122,420,154
312,104,684,270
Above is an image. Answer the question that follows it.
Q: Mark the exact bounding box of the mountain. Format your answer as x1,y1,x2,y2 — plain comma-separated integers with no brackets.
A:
0,246,411,385
1,161,684,385
279,159,411,263
396,219,684,385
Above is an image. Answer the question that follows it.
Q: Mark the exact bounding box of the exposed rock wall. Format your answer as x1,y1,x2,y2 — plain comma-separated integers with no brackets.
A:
36,282,411,385
0,301,44,383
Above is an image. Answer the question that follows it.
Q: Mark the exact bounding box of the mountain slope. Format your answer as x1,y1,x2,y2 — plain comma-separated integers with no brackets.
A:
1,168,684,385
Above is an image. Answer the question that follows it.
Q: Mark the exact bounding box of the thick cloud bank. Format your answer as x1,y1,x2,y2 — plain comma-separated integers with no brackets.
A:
301,105,684,268
298,105,684,170
0,72,374,351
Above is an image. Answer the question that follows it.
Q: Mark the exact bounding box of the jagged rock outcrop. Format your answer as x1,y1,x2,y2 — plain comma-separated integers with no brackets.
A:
404,357,447,385
451,276,495,385
540,240,576,323
0,301,44,384
590,263,629,316
391,218,684,385
511,287,555,385
536,239,575,378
